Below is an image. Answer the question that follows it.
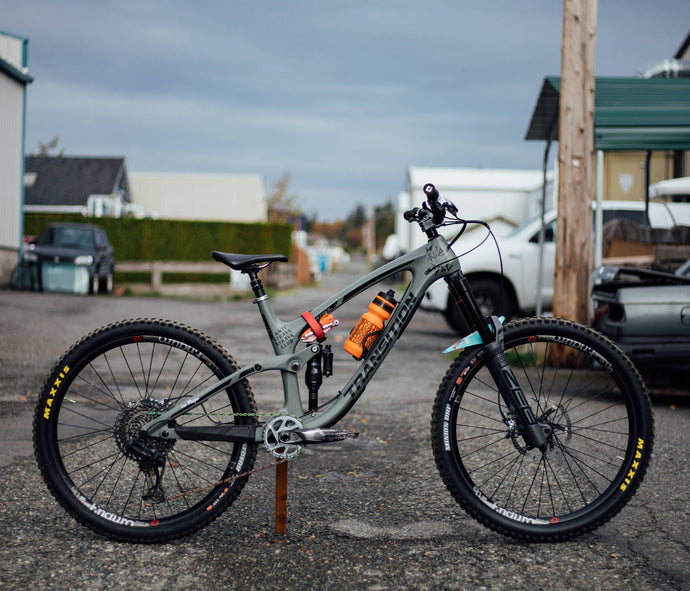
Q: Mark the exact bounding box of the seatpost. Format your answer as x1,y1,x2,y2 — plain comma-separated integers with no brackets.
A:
247,270,266,299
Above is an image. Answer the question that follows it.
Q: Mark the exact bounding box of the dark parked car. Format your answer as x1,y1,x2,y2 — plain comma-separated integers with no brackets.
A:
591,260,690,371
21,223,115,294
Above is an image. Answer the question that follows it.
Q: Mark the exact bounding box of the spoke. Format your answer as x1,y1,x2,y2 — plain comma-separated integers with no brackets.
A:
485,452,523,501
542,453,572,515
569,428,628,454
170,444,230,476
58,430,113,453
166,352,190,404
103,351,126,406
555,440,614,491
70,373,123,412
457,403,507,427
103,454,131,509
149,344,173,398
57,404,115,432
465,441,522,472
455,424,508,443
121,469,145,518
120,345,143,399
551,440,597,507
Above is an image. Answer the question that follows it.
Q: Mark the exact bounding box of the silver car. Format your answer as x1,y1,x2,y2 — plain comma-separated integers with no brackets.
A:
591,260,690,370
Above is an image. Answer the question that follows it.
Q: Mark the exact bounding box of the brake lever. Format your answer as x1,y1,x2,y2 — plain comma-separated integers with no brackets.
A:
439,195,458,215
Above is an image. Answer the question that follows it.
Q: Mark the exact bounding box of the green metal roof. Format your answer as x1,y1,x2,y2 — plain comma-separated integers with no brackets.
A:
525,76,690,150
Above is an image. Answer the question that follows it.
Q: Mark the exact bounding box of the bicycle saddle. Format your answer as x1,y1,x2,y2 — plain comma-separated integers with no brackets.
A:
211,251,288,271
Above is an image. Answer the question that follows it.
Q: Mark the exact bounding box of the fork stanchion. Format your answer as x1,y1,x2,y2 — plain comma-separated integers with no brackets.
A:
275,460,288,535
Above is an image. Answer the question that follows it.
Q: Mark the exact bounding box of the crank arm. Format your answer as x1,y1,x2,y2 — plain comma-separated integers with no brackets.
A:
279,428,360,444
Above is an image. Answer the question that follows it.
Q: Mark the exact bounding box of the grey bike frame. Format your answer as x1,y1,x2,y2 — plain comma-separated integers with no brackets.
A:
145,234,460,442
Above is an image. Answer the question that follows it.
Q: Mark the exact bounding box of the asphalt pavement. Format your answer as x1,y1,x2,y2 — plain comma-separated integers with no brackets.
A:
0,257,688,591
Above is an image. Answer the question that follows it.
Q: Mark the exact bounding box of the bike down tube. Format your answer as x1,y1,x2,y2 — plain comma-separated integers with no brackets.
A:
246,239,457,429
298,236,460,430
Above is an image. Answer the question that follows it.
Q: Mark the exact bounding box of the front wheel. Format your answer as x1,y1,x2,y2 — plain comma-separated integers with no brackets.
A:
431,317,653,541
33,318,258,543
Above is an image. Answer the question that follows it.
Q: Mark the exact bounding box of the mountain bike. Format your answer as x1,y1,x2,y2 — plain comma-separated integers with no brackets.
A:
33,183,654,543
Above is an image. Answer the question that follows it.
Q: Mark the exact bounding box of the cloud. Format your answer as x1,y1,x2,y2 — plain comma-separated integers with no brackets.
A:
7,0,690,220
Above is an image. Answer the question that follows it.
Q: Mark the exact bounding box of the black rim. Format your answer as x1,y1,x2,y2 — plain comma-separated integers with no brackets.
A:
41,327,253,529
446,328,640,528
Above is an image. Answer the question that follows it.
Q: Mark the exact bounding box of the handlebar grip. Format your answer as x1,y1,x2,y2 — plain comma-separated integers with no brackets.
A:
423,183,439,201
403,208,419,221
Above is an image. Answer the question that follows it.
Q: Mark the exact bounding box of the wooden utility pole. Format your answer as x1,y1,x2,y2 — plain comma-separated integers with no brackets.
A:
553,0,597,323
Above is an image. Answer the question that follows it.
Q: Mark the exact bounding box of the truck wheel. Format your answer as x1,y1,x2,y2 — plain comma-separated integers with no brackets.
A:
443,277,518,334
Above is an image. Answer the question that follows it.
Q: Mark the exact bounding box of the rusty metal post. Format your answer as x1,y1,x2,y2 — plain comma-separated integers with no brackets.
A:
275,461,288,535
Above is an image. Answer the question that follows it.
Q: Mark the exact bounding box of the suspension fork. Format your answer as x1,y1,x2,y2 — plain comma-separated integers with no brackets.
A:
445,272,549,451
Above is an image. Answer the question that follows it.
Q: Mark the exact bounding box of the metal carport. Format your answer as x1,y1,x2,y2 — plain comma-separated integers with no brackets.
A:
525,76,690,314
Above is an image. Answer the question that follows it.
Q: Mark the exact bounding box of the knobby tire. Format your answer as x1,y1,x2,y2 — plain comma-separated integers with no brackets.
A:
33,318,258,543
431,317,654,541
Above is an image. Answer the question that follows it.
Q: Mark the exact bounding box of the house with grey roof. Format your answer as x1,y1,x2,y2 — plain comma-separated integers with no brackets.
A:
24,156,139,217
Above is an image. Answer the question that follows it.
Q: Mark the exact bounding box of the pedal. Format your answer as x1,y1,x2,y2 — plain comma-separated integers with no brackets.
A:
278,428,359,445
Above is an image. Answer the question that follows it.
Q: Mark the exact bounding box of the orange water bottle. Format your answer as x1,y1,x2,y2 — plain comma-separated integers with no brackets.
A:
344,290,397,359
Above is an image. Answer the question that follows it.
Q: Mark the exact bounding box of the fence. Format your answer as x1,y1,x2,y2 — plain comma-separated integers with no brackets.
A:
115,260,298,295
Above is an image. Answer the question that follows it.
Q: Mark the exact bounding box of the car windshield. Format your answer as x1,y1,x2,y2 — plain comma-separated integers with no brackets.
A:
507,206,651,240
506,212,551,237
38,227,95,250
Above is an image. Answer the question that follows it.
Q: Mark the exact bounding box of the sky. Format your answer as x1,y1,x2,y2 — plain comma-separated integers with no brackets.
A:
2,1,689,221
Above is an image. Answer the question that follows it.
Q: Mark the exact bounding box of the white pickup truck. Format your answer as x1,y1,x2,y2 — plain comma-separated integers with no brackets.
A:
421,200,690,333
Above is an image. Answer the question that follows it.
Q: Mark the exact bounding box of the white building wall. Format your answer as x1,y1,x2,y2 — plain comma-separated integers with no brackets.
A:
0,34,24,70
0,32,29,284
129,172,267,223
0,73,23,250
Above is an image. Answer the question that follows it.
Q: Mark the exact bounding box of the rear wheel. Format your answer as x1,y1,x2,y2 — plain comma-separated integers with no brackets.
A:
431,317,654,541
33,318,258,543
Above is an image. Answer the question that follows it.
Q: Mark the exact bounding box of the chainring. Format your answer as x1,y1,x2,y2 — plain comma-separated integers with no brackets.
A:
263,415,304,459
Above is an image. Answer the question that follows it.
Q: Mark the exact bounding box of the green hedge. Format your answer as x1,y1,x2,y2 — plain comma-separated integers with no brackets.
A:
24,214,292,262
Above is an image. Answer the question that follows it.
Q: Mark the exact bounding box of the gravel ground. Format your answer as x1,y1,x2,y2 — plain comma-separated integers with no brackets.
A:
0,258,688,590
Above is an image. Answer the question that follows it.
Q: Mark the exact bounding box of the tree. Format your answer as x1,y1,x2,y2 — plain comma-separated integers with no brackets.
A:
267,173,301,224
374,200,395,250
36,135,65,157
